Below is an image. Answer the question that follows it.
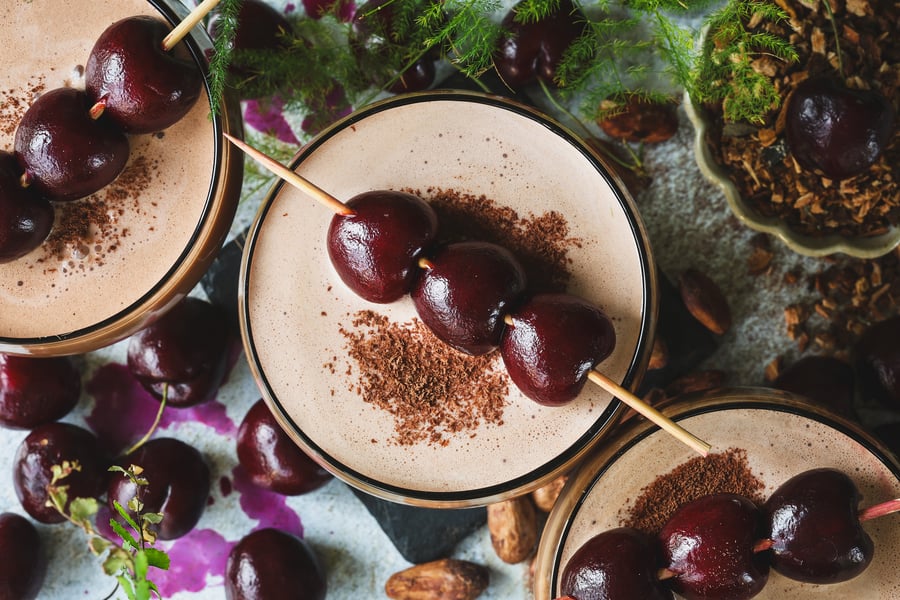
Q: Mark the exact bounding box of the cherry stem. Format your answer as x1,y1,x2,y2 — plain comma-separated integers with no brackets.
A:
124,384,167,456
89,100,106,121
417,257,434,270
222,133,354,216
161,0,222,51
821,0,845,81
19,170,31,189
858,497,900,522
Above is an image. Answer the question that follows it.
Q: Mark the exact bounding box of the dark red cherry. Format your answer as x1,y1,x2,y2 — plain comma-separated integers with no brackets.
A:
0,512,46,600
764,468,873,584
560,527,673,600
412,241,527,356
209,0,293,54
237,399,331,495
14,87,129,202
85,16,203,134
0,151,53,262
500,293,615,406
854,315,900,410
108,438,210,540
127,296,231,408
786,77,895,180
226,528,326,600
327,190,437,303
0,353,81,430
494,0,585,89
658,494,769,600
13,422,108,524
772,355,857,421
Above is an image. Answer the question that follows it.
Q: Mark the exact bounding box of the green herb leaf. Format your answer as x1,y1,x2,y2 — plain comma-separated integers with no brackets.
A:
103,548,131,577
68,497,100,522
144,547,171,571
110,517,140,552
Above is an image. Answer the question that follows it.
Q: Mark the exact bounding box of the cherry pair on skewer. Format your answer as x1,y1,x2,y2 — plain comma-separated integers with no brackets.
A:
226,133,711,456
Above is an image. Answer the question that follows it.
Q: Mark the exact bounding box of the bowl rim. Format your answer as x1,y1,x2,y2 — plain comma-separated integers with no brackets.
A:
239,89,659,507
533,385,900,599
683,90,900,260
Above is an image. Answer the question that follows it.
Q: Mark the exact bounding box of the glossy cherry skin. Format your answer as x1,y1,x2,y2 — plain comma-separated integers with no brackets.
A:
0,354,80,430
412,241,527,356
226,528,326,600
501,293,615,406
14,87,129,202
237,399,331,495
659,493,769,600
772,355,857,421
13,422,108,524
764,468,873,584
854,315,900,410
0,151,53,262
786,77,895,180
108,437,210,540
127,297,231,408
327,190,438,303
0,512,46,600
494,0,584,89
560,527,673,600
85,16,203,134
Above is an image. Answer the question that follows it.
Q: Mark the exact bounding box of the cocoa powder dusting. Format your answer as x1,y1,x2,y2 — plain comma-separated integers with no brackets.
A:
620,448,765,535
420,187,581,292
340,311,508,447
338,188,580,445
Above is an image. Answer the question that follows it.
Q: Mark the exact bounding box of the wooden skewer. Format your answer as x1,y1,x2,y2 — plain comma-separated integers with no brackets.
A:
588,371,711,456
230,136,711,457
222,133,354,216
162,0,223,51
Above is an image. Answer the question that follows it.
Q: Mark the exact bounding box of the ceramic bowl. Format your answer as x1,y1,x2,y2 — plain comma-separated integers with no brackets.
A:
239,91,658,507
534,387,900,599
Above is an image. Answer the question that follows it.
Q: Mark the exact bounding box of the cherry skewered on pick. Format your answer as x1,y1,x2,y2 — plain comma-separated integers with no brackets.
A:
85,15,203,134
14,87,130,203
413,241,527,356
0,151,54,263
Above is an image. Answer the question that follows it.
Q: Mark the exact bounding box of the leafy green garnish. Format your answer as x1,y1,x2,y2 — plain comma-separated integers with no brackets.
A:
48,462,170,600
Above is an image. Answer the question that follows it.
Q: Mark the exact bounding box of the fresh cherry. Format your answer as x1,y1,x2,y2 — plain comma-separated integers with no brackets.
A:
85,16,203,134
225,528,326,600
0,151,53,262
327,190,438,303
13,422,108,524
854,315,900,410
108,437,210,540
0,512,46,600
0,353,81,430
763,468,873,584
772,355,857,421
127,296,231,408
658,493,769,600
14,87,129,202
494,0,585,89
500,293,615,406
237,399,331,495
560,527,673,600
786,77,895,180
412,241,527,356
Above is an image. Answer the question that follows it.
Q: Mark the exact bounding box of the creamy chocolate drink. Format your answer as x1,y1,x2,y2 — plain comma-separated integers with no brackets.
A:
241,93,657,506
536,389,900,599
0,0,241,355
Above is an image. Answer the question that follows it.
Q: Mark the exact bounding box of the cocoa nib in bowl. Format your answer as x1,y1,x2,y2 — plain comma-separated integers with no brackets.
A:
686,0,900,258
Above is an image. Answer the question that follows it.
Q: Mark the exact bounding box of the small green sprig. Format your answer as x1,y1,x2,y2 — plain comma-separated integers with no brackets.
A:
690,0,798,123
48,462,170,600
208,0,243,114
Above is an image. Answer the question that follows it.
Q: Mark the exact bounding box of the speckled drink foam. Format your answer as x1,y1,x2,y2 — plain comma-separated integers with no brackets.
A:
556,398,900,599
244,96,652,498
0,0,215,339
